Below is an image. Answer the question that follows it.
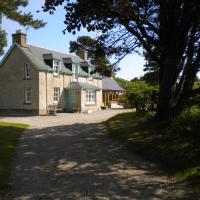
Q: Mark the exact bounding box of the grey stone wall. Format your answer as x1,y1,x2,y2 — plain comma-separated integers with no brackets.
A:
0,46,39,114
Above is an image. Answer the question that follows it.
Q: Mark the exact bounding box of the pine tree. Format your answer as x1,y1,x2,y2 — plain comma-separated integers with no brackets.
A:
70,36,114,76
0,0,45,55
43,0,200,120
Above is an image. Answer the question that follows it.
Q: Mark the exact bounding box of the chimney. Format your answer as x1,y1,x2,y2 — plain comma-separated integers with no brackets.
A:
12,30,27,48
77,49,88,61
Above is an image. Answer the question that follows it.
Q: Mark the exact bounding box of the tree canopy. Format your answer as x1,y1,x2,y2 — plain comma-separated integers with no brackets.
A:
0,0,45,55
142,49,159,85
43,0,200,120
69,36,114,76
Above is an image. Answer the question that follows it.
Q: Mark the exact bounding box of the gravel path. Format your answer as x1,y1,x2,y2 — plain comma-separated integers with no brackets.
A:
1,110,197,200
0,110,132,129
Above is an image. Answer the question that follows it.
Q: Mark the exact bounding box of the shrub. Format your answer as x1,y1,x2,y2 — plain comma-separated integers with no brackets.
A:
120,81,158,112
171,106,200,136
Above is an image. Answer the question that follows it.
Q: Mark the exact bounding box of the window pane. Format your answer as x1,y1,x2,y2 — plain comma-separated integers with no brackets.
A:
53,87,60,102
73,64,79,77
53,60,60,74
25,63,30,78
25,87,31,103
86,90,96,104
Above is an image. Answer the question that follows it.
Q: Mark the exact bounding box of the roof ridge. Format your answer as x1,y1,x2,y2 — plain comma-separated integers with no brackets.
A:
27,44,78,57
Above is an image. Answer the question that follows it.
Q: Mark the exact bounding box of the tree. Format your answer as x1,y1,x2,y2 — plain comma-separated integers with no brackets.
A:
126,81,158,112
0,0,45,55
115,77,130,89
115,78,158,112
69,36,114,76
43,0,200,120
0,28,7,56
142,50,159,85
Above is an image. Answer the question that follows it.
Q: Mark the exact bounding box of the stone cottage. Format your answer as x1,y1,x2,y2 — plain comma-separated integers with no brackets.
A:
0,31,102,115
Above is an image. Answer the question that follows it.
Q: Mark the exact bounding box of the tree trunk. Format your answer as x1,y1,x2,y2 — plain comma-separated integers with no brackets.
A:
155,58,180,120
175,65,198,115
156,1,193,121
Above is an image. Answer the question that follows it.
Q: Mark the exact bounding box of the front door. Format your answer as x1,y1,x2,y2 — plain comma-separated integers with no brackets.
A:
65,90,81,112
65,90,74,112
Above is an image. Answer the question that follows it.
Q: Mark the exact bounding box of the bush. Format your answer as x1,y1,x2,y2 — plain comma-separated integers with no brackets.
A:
120,81,158,112
171,106,200,136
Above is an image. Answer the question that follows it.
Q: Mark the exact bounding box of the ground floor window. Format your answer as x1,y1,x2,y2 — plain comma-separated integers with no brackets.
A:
53,87,60,103
86,89,96,104
25,87,31,104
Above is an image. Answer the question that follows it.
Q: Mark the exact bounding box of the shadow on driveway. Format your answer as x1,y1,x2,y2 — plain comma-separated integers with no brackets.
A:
5,123,195,200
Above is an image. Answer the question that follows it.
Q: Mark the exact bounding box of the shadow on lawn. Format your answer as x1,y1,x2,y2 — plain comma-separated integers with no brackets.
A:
4,122,196,200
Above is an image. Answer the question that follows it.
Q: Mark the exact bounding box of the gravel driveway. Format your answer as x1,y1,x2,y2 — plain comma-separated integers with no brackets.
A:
1,110,197,200
0,109,131,129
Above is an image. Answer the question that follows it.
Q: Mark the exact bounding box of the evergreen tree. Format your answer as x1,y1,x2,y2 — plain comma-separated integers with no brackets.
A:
70,36,115,76
44,0,200,120
142,50,159,85
0,0,45,55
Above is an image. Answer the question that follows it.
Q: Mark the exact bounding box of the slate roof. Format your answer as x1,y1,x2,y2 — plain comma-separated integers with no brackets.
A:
66,82,101,90
102,77,125,91
15,44,101,78
27,44,83,64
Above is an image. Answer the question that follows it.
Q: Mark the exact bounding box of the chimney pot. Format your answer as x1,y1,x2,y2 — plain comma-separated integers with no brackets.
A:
77,49,88,61
12,30,27,48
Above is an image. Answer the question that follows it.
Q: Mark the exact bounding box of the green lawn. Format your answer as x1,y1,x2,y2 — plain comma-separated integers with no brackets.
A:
0,122,28,197
105,111,200,189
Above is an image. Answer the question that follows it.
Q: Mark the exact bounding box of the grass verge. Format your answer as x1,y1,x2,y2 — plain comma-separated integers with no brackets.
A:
0,122,28,197
105,109,200,189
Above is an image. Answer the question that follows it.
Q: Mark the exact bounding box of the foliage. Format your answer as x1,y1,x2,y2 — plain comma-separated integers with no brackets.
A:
142,50,159,85
194,81,200,89
126,81,158,112
43,0,200,120
0,122,28,197
171,106,200,136
0,0,45,55
141,71,159,85
69,36,114,76
114,77,130,90
105,109,200,189
115,77,158,112
188,81,200,106
0,28,7,56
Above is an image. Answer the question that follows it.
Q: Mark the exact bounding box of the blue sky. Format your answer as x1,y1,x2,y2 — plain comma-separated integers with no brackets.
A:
1,0,145,80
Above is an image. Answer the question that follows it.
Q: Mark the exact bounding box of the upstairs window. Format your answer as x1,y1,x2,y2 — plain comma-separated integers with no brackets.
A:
53,87,60,103
82,66,89,73
88,67,91,76
64,63,72,71
73,64,79,77
88,67,94,76
24,63,30,79
25,87,31,104
86,90,96,104
53,60,61,75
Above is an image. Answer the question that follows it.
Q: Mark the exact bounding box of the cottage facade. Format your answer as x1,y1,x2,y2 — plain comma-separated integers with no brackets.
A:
0,31,102,115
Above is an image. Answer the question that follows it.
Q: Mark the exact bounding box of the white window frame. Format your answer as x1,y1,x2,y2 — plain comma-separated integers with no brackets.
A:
25,87,31,104
86,89,96,105
24,63,30,79
53,87,60,103
73,64,79,78
53,60,60,76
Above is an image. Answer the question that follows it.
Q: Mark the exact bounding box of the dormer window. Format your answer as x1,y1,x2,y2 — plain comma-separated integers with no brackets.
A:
73,64,79,77
24,63,30,79
53,60,61,75
88,67,91,76
64,63,72,71
88,67,94,78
